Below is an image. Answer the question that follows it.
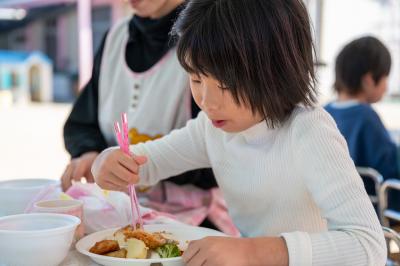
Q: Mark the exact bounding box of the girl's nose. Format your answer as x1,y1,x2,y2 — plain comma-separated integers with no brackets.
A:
200,89,220,112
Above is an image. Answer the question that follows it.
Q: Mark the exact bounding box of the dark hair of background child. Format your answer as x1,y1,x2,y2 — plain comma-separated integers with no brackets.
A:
334,36,391,95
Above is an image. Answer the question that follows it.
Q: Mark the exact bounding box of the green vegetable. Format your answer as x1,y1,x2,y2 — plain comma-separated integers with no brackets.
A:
156,243,181,258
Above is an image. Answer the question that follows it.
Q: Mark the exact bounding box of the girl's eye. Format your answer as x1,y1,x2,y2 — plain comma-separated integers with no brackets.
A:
191,79,201,84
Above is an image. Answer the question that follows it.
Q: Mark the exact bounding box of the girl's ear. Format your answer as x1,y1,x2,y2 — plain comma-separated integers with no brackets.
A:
361,72,375,90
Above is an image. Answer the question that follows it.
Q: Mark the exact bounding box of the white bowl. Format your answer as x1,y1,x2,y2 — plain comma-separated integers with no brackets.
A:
0,178,58,216
76,224,226,266
0,213,81,266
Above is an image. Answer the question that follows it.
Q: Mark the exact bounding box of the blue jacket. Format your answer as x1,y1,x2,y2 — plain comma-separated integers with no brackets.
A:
325,102,400,211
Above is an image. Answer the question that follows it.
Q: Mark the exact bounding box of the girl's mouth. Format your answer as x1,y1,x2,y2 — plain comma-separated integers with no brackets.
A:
212,120,227,128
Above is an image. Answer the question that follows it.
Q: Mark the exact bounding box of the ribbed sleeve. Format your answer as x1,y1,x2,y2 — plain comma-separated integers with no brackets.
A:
132,112,211,186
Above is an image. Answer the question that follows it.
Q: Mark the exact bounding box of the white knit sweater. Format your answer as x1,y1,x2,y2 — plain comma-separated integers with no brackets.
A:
131,106,386,266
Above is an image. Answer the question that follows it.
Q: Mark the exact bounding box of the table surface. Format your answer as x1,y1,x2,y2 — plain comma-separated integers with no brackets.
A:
61,250,100,266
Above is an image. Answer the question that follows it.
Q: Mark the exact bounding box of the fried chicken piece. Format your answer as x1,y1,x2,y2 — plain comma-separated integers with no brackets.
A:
89,240,120,255
115,224,144,235
117,225,134,235
105,248,127,258
125,230,166,249
113,225,169,249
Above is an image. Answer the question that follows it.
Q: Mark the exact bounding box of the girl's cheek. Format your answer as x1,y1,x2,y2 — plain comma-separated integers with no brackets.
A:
191,87,203,108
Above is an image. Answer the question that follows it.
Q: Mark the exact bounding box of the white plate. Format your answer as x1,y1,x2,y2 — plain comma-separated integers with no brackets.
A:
76,224,226,266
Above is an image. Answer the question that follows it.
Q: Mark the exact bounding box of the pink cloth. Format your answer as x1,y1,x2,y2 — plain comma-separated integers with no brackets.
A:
141,182,240,237
66,183,183,233
208,188,241,237
65,182,240,236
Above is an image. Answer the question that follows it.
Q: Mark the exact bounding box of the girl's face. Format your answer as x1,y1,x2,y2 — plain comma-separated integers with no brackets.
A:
127,0,179,18
190,74,263,133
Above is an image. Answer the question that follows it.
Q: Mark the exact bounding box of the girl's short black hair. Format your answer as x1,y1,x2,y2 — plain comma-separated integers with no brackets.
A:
172,0,317,127
334,36,391,95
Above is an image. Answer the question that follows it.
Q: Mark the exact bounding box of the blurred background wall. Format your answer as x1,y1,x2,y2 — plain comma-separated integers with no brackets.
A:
0,0,399,180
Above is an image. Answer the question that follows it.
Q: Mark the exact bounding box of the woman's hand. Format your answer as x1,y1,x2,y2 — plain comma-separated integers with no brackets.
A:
61,151,99,191
183,236,288,266
91,148,147,192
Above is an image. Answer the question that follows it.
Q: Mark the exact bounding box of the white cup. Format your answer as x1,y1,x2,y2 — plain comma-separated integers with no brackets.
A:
33,199,84,239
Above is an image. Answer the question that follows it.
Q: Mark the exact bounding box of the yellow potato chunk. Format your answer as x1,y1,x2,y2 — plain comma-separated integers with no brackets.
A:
114,230,127,248
126,238,148,259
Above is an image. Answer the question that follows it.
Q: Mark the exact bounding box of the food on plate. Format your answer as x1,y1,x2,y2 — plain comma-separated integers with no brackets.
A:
105,248,127,258
156,243,182,258
89,225,182,259
127,238,148,259
123,229,167,249
89,240,119,255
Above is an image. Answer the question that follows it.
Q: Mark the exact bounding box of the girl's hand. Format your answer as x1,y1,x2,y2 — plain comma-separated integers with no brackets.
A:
61,151,99,191
91,148,147,192
183,236,289,266
183,237,253,266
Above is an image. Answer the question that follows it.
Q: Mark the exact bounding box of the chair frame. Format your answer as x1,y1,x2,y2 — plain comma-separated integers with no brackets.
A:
357,167,383,209
379,179,400,227
383,226,400,266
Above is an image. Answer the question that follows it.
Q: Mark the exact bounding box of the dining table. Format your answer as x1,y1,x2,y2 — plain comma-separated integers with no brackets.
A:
61,251,100,266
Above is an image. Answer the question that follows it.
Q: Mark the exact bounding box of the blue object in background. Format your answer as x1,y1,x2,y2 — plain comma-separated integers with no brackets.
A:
1,69,12,90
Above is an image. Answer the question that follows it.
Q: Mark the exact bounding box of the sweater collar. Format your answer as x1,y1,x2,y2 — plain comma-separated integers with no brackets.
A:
128,4,183,48
239,120,278,145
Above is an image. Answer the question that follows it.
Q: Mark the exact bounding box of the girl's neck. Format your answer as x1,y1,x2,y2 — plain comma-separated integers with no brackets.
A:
337,91,368,104
150,0,184,19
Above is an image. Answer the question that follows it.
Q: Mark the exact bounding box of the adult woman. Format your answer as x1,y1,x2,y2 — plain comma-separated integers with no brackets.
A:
62,0,218,228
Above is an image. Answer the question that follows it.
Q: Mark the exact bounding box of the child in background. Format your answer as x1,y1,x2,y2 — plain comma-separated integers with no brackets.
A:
325,36,397,179
325,36,400,212
92,1,386,265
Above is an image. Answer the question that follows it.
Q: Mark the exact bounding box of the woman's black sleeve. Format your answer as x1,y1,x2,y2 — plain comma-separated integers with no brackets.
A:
63,32,109,158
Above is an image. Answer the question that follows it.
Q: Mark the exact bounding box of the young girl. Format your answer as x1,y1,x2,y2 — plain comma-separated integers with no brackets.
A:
92,0,386,265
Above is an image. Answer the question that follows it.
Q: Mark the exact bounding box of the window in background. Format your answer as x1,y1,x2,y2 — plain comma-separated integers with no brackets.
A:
44,17,57,70
7,29,25,51
305,0,400,102
377,0,400,98
10,70,19,88
305,0,324,66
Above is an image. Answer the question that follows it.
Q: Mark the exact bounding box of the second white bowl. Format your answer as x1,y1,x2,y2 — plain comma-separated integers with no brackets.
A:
0,178,58,216
0,213,80,266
